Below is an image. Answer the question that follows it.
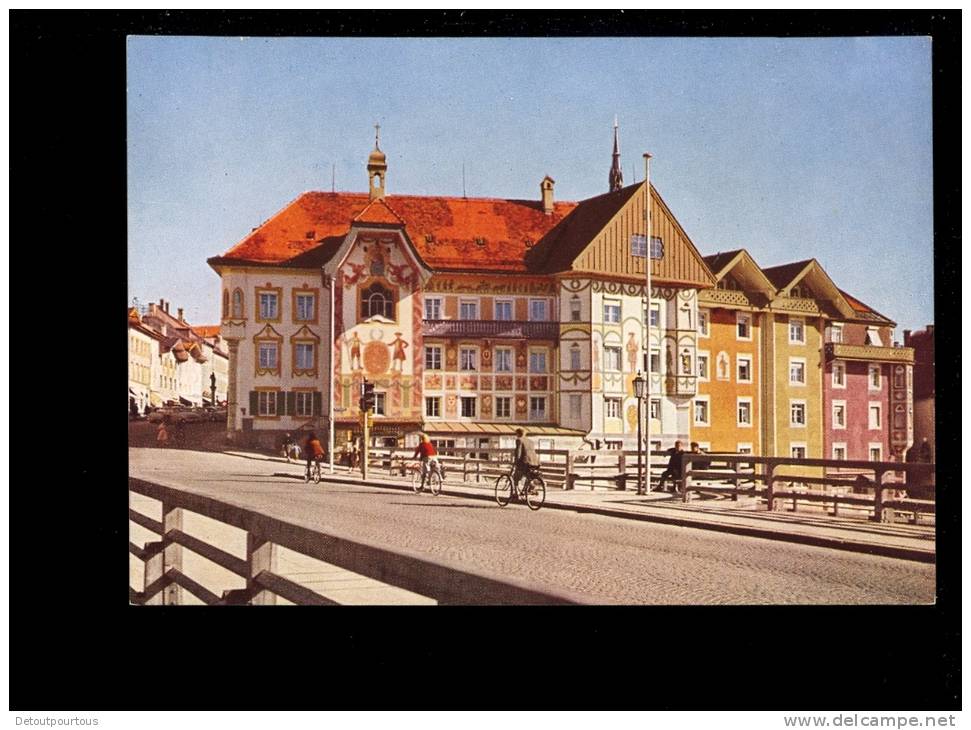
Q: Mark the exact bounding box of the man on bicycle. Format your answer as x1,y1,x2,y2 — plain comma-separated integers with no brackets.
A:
412,433,441,489
512,428,541,500
304,432,325,479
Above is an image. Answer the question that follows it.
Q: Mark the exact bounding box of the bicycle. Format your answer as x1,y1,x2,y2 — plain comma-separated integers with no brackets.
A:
494,465,546,510
411,459,443,496
305,456,323,484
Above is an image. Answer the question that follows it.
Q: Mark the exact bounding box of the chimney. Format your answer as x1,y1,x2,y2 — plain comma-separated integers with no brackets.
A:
903,329,912,345
165,302,170,314
540,175,555,215
178,307,184,322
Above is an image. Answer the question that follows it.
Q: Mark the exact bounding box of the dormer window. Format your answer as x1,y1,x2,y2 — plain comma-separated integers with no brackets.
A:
474,237,486,246
360,282,394,320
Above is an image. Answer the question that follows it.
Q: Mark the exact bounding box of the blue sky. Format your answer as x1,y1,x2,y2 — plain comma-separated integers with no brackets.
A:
128,36,933,334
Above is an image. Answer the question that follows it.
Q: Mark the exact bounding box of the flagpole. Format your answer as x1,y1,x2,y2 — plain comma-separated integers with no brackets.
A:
643,152,652,494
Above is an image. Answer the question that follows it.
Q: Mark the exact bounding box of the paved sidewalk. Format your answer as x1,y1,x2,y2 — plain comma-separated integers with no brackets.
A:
224,450,935,563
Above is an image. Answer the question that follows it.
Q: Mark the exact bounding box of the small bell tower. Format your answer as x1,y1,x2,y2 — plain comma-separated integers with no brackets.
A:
367,123,387,201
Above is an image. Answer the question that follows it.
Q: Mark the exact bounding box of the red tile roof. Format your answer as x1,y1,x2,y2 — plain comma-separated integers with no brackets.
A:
191,325,221,338
837,288,893,324
211,191,579,273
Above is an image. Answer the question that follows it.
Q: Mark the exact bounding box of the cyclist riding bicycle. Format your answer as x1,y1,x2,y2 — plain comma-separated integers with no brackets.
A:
304,431,325,478
512,427,542,501
412,433,442,489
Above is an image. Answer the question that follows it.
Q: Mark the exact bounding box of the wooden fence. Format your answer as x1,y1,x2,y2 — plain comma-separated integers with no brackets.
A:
129,477,592,606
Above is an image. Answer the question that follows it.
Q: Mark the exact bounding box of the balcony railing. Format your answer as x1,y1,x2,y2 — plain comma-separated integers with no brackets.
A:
825,343,914,364
423,319,559,340
664,374,697,396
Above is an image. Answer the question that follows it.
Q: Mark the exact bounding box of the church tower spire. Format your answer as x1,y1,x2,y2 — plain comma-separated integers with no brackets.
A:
608,116,624,192
367,123,387,201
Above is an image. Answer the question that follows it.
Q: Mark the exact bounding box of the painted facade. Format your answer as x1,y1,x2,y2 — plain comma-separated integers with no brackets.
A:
206,134,915,466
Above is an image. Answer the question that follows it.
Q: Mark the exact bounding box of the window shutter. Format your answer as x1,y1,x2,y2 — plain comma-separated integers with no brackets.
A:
286,391,296,417
249,391,258,415
312,391,322,416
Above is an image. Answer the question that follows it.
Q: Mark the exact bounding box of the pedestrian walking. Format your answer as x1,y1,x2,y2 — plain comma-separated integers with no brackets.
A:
156,419,169,448
282,433,295,462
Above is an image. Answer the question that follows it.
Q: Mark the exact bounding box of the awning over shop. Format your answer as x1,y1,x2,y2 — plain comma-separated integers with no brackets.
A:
129,388,137,396
179,396,193,407
150,393,164,407
421,422,587,437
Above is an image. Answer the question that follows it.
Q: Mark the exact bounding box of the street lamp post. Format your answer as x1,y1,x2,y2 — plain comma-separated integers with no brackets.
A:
209,372,217,409
633,371,647,494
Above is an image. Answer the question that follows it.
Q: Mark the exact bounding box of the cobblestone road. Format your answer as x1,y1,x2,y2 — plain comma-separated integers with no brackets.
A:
130,449,935,605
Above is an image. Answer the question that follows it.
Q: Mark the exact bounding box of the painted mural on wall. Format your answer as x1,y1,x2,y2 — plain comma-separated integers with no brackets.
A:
334,232,423,421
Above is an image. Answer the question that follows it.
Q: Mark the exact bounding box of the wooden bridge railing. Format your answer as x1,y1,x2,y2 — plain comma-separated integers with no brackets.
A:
129,477,592,606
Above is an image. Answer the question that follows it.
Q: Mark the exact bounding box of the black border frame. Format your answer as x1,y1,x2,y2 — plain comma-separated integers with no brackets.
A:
9,10,960,711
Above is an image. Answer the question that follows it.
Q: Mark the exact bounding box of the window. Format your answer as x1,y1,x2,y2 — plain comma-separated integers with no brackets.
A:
869,444,882,461
868,364,881,390
737,443,753,455
460,397,477,418
650,349,660,373
495,300,513,321
258,291,279,321
495,348,512,372
650,399,660,420
603,301,621,324
371,392,386,416
257,391,277,416
529,396,547,421
830,324,843,343
570,344,581,371
529,299,547,321
649,303,660,328
832,444,847,461
736,313,751,340
459,300,478,320
789,358,806,385
832,401,846,429
737,398,752,427
360,282,394,320
737,355,752,383
425,397,441,418
231,289,244,318
790,401,806,427
832,361,846,388
697,352,709,381
495,396,511,418
694,397,710,426
222,290,229,318
869,403,881,429
604,397,621,419
258,342,279,371
295,342,315,371
529,350,547,373
569,394,582,419
790,444,807,459
789,317,805,344
604,346,622,372
570,296,581,322
425,345,442,370
460,348,477,371
424,297,442,320
697,309,709,337
294,292,316,322
631,234,646,257
295,391,315,417
865,327,883,346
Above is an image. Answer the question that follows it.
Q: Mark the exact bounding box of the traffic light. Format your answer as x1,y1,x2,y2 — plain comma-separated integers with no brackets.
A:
360,379,376,412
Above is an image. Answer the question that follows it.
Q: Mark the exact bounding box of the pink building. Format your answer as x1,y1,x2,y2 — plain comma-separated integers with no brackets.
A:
822,292,914,466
